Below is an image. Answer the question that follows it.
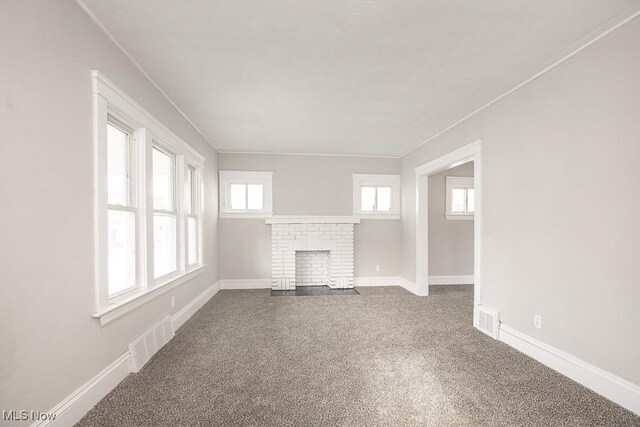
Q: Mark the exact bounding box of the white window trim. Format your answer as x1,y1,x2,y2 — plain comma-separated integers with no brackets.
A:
152,143,182,284
352,174,401,219
103,119,142,304
219,171,273,218
185,164,203,271
92,70,205,326
445,176,474,220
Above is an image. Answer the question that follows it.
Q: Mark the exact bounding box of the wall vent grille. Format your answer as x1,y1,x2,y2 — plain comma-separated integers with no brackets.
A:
129,316,175,372
477,307,500,339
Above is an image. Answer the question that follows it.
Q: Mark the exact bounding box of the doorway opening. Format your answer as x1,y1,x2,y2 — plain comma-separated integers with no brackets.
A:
415,140,482,327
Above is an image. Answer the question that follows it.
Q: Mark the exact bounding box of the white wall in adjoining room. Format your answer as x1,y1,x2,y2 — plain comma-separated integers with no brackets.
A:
0,0,219,415
428,162,474,277
401,17,640,385
217,153,402,279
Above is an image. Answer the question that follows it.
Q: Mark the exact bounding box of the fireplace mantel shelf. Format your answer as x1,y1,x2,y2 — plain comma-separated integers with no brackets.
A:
265,215,360,224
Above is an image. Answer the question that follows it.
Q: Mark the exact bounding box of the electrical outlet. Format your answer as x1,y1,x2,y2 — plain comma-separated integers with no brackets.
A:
171,296,176,308
534,314,542,329
376,265,381,272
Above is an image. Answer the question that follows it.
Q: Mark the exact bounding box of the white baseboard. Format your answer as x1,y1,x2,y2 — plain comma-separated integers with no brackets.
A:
398,277,423,296
172,281,220,330
220,278,272,289
354,276,423,296
429,275,474,285
32,353,132,427
500,324,640,415
34,281,221,427
355,276,473,288
354,276,401,287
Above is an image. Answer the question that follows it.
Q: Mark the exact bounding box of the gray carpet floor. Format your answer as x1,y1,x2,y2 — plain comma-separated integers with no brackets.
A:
77,286,640,426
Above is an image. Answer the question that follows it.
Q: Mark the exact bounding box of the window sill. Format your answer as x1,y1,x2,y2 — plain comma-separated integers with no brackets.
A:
92,264,206,326
445,214,474,221
355,213,400,220
219,212,273,219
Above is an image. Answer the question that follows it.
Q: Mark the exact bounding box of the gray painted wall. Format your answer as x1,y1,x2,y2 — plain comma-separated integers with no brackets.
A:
3,0,639,416
401,18,640,384
218,153,401,279
0,0,218,413
428,162,474,276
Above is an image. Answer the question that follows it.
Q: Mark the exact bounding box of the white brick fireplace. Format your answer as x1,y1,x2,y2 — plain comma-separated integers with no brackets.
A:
266,216,360,290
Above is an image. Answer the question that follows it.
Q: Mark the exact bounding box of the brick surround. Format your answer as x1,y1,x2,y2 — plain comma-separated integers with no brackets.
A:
266,217,359,290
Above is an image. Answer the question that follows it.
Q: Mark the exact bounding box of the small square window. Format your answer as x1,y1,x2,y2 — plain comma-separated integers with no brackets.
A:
360,186,392,212
228,183,264,210
219,171,273,218
446,176,474,220
353,174,400,219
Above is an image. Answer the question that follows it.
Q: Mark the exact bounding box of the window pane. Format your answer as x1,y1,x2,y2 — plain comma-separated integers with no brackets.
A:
230,184,246,210
153,147,175,211
154,213,177,278
107,124,129,206
188,216,197,266
108,209,136,295
376,187,392,212
186,168,194,215
451,188,466,213
247,184,263,210
361,186,376,211
467,188,475,213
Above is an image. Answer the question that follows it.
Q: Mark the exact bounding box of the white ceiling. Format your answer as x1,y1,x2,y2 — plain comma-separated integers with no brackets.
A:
79,0,639,157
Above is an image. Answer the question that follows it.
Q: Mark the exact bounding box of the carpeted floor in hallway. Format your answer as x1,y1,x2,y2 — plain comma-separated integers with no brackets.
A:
77,285,640,426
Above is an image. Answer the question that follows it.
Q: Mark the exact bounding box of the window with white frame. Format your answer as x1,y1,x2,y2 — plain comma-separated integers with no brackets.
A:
445,176,474,220
93,71,204,324
353,174,401,219
106,120,138,297
219,171,273,218
186,165,200,267
152,146,178,279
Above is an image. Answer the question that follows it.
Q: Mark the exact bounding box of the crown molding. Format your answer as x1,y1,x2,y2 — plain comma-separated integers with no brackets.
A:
74,0,218,151
401,6,640,158
76,0,640,159
217,150,400,159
